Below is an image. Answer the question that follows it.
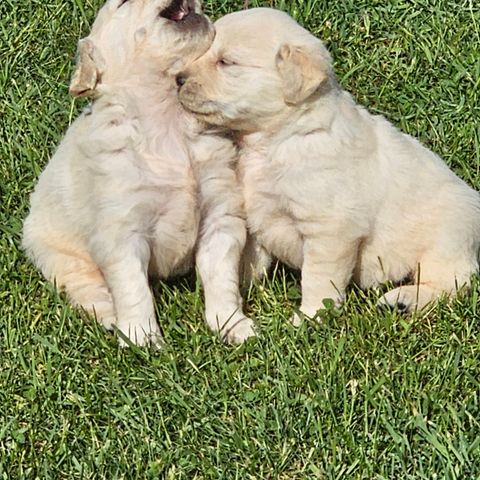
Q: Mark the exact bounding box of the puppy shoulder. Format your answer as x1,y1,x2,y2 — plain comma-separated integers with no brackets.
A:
74,97,141,158
189,130,237,169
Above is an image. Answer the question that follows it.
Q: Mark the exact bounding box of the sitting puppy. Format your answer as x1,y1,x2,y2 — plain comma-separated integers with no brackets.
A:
23,0,255,345
178,8,480,320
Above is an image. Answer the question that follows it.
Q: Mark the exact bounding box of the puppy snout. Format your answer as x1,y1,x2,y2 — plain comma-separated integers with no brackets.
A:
176,73,187,88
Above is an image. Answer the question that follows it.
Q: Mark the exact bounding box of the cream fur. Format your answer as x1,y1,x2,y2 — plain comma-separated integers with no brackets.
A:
179,8,480,320
23,0,254,346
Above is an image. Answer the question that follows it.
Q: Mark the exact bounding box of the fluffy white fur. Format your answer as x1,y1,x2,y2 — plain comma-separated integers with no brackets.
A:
178,8,480,321
23,0,255,346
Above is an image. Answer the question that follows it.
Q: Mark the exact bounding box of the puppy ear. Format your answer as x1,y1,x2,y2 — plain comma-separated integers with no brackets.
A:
276,43,330,105
69,38,105,97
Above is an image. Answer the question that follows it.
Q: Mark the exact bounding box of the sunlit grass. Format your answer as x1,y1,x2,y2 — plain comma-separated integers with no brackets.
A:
1,0,479,478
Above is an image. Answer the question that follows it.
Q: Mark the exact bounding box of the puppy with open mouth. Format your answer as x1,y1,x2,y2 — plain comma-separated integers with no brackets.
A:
23,0,255,346
178,7,480,320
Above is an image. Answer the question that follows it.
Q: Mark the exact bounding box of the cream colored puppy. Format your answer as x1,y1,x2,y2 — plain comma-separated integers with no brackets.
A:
178,8,480,319
23,0,255,346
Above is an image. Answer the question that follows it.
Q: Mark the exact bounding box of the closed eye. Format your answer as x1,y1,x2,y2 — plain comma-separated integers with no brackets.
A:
118,0,129,8
217,58,236,67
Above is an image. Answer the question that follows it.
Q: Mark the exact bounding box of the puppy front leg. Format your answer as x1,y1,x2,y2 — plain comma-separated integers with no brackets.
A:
191,133,255,344
197,217,256,343
293,236,358,325
91,234,161,347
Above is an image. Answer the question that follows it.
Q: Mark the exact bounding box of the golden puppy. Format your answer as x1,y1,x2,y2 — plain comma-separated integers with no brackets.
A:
23,0,255,346
178,8,480,320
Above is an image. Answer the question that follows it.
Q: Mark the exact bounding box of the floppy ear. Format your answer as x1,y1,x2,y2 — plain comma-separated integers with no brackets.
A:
275,43,330,105
69,38,105,97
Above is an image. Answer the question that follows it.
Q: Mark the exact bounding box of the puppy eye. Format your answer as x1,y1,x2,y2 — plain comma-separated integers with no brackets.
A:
217,58,235,67
118,0,129,8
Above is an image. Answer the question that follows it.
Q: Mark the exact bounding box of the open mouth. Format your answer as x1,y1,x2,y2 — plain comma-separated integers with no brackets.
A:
159,0,194,22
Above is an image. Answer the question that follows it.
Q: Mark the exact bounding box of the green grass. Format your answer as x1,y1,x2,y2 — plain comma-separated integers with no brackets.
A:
1,0,480,478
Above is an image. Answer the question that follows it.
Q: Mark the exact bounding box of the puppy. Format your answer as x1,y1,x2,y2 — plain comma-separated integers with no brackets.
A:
178,8,480,320
23,0,254,346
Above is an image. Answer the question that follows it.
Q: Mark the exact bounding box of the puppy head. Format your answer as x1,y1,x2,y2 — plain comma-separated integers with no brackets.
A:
177,8,333,132
70,0,214,97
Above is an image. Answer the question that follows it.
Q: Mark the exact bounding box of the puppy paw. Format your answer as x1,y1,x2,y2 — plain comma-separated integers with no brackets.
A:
290,304,321,326
290,312,304,327
116,320,163,348
93,302,117,330
290,299,341,326
378,286,423,313
221,315,257,344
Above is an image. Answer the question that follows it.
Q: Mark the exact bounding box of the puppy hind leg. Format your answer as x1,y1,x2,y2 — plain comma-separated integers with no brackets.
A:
378,254,477,312
378,284,439,312
61,260,116,329
30,246,116,328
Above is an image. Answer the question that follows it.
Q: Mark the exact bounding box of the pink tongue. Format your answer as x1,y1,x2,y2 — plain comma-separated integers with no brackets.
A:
171,9,186,21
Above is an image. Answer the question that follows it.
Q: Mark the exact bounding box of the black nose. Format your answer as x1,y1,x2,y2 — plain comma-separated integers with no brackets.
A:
176,74,187,88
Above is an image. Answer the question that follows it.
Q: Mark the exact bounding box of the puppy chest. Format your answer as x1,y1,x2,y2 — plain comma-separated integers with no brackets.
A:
150,188,200,277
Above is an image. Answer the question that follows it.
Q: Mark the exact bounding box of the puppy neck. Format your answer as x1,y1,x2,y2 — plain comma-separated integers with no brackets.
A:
239,88,340,148
94,74,192,138
98,62,175,93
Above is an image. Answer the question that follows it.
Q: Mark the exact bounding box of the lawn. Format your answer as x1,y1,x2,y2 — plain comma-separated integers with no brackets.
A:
1,0,479,478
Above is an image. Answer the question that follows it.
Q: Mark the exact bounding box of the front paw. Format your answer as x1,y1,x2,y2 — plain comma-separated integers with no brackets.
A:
222,315,257,344
290,304,319,326
206,311,257,344
290,311,304,327
290,299,340,326
116,320,163,348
